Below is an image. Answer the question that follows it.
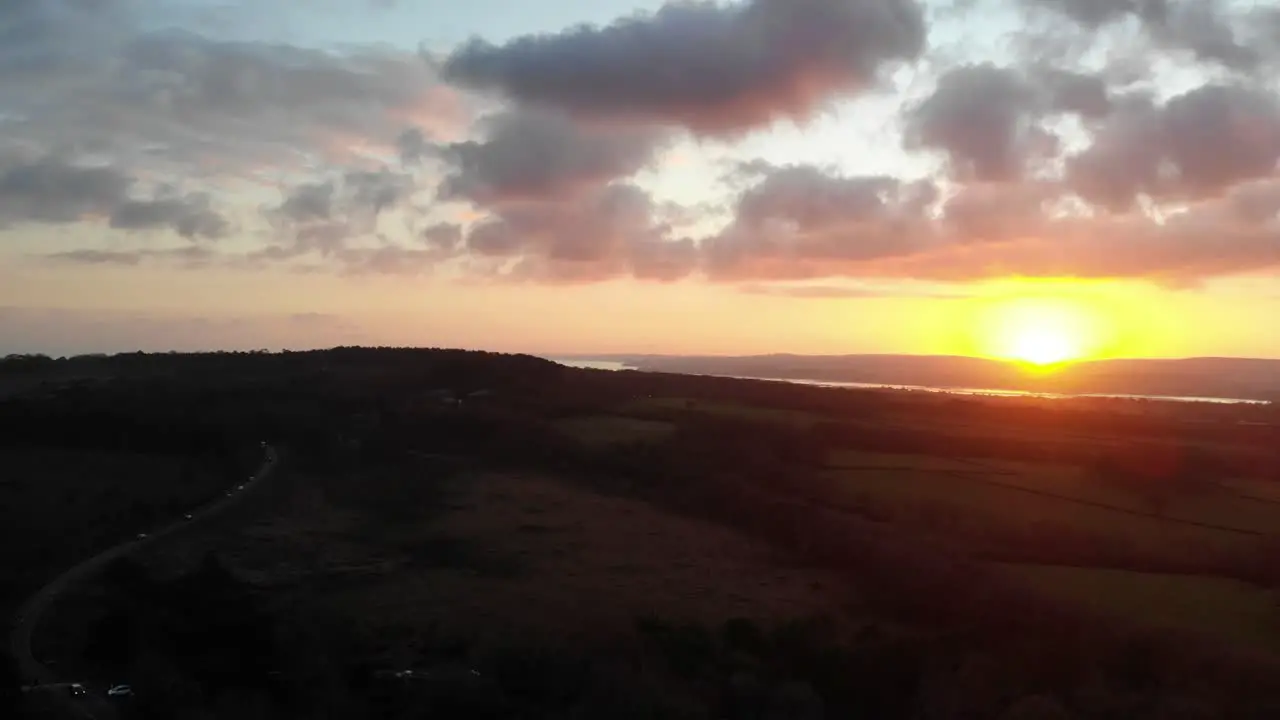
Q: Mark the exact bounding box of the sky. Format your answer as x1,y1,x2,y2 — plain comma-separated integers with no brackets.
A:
3,0,1280,359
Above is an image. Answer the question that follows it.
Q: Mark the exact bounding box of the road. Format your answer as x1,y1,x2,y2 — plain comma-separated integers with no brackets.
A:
9,444,280,717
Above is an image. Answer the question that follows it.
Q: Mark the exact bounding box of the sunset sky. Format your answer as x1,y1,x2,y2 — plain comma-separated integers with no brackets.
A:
4,0,1280,359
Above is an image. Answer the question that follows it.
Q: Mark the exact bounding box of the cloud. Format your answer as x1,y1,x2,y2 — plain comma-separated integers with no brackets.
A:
702,164,938,280
261,168,417,261
904,64,1111,182
461,182,698,283
109,195,228,239
0,153,126,225
438,108,666,204
738,282,971,299
442,0,926,135
421,222,463,251
696,163,1280,285
1027,0,1158,28
1066,83,1280,211
1024,0,1271,72
0,152,229,239
45,245,218,268
0,0,465,179
860,188,1280,285
46,250,143,266
6,0,1280,293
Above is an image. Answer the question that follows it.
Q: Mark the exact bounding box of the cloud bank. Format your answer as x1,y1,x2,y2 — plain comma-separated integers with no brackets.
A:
5,0,1280,288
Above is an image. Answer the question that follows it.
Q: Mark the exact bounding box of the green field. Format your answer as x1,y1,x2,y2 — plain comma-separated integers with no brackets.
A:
554,415,675,447
1001,563,1280,654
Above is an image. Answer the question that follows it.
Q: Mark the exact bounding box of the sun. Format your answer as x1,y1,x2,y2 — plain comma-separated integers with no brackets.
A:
980,296,1096,369
1007,325,1079,366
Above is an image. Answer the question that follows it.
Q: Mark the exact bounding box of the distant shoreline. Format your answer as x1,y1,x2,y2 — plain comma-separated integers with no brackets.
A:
548,358,1272,406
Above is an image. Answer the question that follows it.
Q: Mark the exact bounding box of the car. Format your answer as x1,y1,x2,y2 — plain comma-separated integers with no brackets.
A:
238,484,246,490
135,533,148,540
107,684,133,698
183,514,193,521
68,683,87,697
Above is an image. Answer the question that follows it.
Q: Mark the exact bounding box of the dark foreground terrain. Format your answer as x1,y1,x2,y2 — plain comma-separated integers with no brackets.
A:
4,348,1280,719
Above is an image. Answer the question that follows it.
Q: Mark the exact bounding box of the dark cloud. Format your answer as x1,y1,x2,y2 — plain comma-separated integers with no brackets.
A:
421,222,462,251
702,164,938,280
0,152,229,239
1067,83,1280,211
905,64,1108,182
395,127,433,165
438,108,665,204
0,153,125,224
1034,67,1111,118
1028,0,1165,28
1026,0,1266,72
262,168,418,262
46,249,142,266
273,169,415,227
248,167,459,277
442,0,926,135
462,182,697,283
278,181,335,224
45,245,218,268
940,181,1057,244
109,194,228,239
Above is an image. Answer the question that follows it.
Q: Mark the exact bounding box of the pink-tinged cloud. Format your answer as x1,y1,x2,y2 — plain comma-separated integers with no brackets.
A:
1066,84,1280,211
692,159,1280,284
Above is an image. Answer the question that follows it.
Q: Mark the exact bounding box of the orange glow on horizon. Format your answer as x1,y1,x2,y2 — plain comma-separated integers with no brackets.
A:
944,280,1145,368
982,297,1094,368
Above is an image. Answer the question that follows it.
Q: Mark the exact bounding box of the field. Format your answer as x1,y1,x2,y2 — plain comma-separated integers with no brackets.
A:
622,396,825,427
1000,563,1280,655
553,415,674,447
611,396,1280,653
823,462,1273,553
13,349,1280,718
131,459,854,655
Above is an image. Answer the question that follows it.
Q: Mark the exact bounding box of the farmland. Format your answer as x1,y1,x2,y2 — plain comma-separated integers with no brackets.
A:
1001,563,1280,655
610,394,1280,652
9,349,1280,719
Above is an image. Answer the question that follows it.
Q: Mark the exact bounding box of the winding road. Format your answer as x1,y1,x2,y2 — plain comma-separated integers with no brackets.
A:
9,444,280,717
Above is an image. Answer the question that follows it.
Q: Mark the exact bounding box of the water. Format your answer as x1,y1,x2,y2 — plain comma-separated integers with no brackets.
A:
547,358,1270,406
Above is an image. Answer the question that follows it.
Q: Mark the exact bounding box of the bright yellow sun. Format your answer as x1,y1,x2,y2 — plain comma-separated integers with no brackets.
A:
980,297,1095,369
1007,325,1078,366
